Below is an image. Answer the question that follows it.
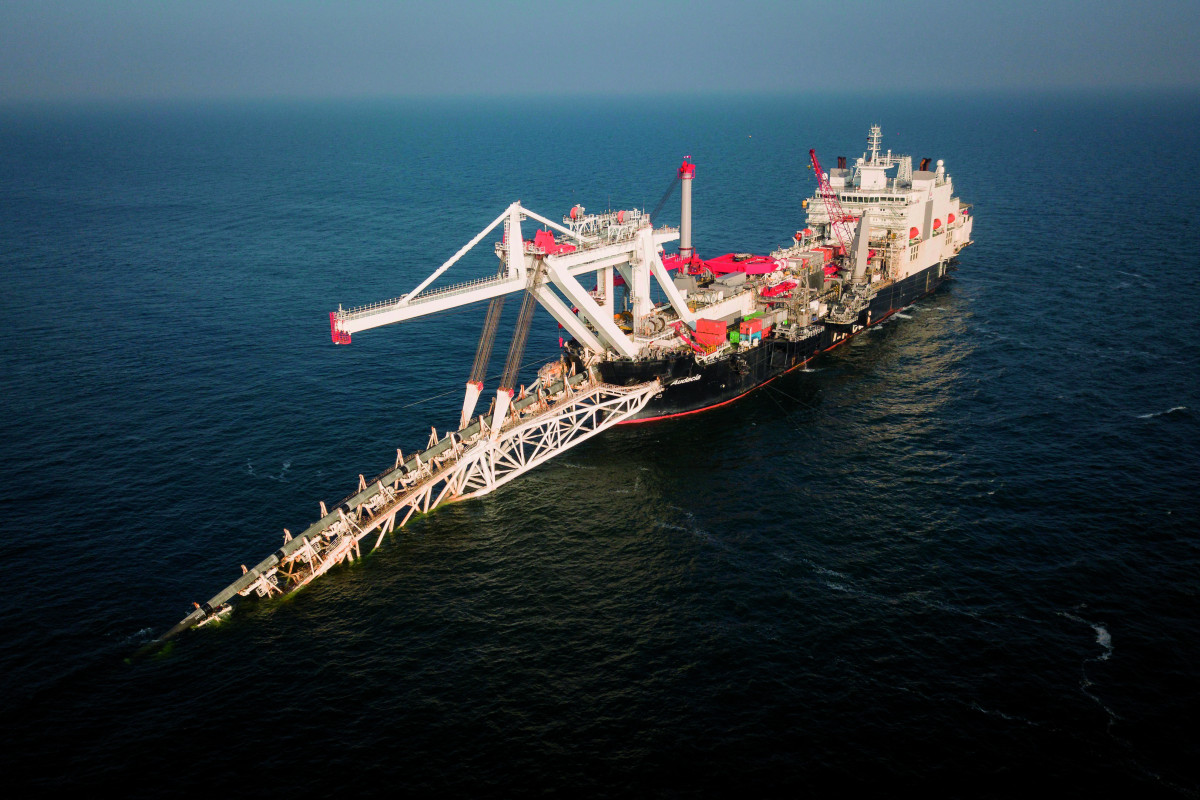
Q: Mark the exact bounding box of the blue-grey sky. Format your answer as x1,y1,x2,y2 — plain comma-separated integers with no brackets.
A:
1,0,1197,101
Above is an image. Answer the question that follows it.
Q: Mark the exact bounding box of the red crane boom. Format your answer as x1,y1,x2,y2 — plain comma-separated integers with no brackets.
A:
809,149,855,256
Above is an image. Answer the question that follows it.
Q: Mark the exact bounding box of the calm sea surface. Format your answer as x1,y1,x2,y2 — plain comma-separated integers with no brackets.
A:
1,92,1198,795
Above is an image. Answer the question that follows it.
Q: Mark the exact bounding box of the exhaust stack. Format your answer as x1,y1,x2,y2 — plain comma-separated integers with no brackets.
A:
679,159,695,261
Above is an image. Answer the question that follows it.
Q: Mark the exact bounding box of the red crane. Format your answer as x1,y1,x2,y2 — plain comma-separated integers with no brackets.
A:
809,149,856,257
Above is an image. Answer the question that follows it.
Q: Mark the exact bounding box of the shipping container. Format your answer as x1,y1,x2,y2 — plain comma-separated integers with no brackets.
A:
739,318,763,335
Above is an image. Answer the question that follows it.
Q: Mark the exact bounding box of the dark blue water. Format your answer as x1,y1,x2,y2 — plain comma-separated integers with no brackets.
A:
2,92,1198,795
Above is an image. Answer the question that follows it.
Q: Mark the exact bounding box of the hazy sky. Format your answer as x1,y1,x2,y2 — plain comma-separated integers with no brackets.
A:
1,0,1197,101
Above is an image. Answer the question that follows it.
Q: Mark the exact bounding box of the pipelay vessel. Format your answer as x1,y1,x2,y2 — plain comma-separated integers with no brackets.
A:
160,126,973,639
590,127,974,420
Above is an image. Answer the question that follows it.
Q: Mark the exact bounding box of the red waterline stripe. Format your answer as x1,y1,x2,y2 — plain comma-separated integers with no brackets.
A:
618,290,938,426
622,351,819,425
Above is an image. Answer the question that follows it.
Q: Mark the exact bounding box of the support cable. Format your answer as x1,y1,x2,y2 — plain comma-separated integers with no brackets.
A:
400,354,559,410
649,174,682,222
469,296,506,384
500,258,549,391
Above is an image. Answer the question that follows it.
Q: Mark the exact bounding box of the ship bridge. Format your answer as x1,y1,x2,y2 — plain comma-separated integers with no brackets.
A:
804,126,974,282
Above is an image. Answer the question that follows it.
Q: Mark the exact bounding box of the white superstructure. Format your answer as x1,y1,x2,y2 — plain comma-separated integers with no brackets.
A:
801,125,974,285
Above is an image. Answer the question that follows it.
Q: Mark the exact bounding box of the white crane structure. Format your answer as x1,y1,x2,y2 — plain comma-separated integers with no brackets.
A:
332,203,690,337
331,200,695,425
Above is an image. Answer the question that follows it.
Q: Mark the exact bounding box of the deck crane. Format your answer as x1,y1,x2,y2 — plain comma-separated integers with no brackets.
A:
808,149,856,257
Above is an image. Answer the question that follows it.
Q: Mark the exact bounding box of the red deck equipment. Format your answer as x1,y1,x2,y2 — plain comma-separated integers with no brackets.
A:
532,229,576,255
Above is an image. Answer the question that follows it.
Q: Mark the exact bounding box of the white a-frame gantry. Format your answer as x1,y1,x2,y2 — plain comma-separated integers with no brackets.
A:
331,202,693,360
331,201,693,435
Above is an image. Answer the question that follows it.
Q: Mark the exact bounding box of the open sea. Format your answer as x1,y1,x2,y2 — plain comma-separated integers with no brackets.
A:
2,91,1198,796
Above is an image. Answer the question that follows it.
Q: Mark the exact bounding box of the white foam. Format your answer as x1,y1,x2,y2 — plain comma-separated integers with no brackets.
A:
804,560,848,579
122,627,155,645
243,462,290,482
1063,611,1115,662
246,459,292,481
894,312,913,319
664,512,723,547
1093,624,1113,661
971,703,1040,727
1136,406,1187,419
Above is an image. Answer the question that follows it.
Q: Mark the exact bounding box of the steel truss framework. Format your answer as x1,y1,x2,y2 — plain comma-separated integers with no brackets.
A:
163,376,660,639
329,201,693,362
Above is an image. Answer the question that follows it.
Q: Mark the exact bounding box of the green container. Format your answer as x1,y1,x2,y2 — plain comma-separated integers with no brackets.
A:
729,331,741,343
745,311,764,320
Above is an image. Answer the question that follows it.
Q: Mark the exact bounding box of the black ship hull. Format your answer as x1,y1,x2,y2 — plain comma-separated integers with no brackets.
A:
590,260,953,422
